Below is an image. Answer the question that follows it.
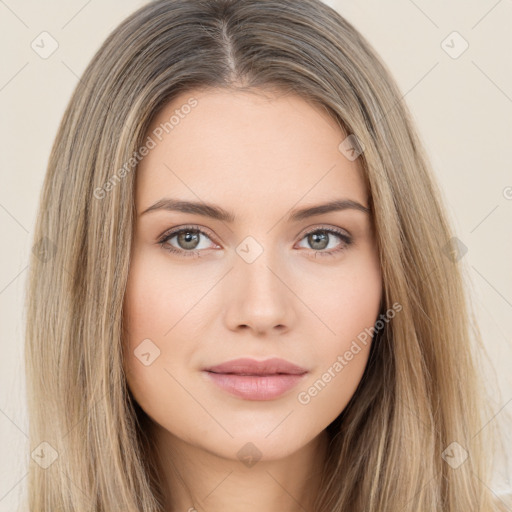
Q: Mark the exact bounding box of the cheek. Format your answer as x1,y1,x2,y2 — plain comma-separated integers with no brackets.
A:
122,254,173,409
305,247,381,349
294,250,381,417
122,252,210,433
123,250,197,345
123,260,161,357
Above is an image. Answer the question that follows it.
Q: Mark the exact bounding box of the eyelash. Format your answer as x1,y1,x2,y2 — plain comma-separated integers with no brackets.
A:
157,224,353,259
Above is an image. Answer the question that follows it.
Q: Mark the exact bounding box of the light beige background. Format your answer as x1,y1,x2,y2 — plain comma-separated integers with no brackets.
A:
1,0,511,509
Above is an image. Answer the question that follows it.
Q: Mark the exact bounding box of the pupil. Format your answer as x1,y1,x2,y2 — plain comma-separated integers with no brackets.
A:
310,231,328,249
179,230,199,249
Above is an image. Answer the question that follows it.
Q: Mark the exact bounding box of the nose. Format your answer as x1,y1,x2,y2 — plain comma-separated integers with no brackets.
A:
223,253,297,336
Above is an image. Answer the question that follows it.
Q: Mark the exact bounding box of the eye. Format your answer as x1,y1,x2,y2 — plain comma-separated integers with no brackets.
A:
157,225,353,259
295,226,352,258
158,225,218,258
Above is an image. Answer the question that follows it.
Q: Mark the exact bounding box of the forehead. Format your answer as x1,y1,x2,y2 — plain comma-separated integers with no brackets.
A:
135,88,367,214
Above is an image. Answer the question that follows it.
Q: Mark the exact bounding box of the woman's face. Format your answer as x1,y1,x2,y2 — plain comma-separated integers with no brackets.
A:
123,87,382,461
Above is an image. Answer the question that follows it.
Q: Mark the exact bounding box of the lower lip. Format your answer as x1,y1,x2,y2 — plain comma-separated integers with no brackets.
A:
203,371,307,400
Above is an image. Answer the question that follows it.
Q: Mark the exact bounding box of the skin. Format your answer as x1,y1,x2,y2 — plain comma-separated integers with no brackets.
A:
122,87,382,512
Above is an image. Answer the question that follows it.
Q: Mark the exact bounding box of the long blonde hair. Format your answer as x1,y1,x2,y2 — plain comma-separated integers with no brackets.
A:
23,0,510,510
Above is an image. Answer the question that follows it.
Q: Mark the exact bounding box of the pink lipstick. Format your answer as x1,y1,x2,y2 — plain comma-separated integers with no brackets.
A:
202,357,308,400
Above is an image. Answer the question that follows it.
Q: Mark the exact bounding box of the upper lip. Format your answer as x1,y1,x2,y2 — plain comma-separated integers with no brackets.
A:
203,357,308,376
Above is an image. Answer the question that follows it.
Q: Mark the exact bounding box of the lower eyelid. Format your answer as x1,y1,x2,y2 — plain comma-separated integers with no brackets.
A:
161,230,217,251
297,228,351,246
159,227,352,255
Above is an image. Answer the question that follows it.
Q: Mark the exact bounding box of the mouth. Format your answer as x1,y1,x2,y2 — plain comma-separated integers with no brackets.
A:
202,357,308,400
203,357,308,376
207,371,299,376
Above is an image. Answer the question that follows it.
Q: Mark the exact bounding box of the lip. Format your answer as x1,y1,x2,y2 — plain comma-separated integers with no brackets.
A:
203,357,308,375
202,357,308,401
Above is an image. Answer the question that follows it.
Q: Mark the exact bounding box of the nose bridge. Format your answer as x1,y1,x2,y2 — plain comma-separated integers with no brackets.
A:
224,239,296,333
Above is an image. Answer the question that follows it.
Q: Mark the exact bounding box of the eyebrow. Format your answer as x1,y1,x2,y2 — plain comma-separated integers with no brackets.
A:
140,197,370,222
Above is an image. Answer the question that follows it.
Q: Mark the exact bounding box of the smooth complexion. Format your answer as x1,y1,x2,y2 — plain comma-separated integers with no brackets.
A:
123,88,382,512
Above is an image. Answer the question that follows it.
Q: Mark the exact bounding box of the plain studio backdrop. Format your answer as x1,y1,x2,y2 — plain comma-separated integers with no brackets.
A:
0,0,511,509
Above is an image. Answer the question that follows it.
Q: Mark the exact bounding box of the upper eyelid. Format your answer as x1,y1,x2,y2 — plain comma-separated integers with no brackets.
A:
159,224,351,246
301,225,350,237
159,224,219,244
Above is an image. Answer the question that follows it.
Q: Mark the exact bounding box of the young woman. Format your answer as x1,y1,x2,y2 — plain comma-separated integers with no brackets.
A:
24,0,511,510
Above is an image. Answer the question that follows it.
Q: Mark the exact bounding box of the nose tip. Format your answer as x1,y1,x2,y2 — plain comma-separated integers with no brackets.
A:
223,258,296,335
